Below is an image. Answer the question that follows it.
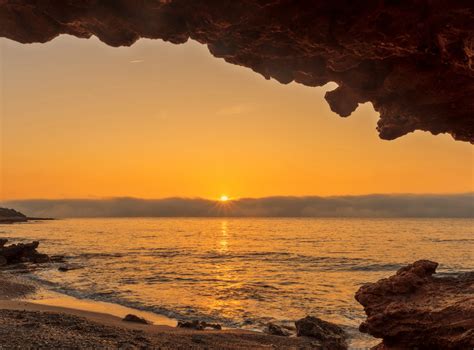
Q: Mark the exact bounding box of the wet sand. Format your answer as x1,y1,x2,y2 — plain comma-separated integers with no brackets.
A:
0,273,319,349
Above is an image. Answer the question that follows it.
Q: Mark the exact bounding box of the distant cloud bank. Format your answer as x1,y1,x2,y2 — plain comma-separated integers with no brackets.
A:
2,194,473,218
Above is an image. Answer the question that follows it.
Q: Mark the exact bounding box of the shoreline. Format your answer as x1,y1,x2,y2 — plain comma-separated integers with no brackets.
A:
1,221,470,349
25,289,177,328
0,272,335,349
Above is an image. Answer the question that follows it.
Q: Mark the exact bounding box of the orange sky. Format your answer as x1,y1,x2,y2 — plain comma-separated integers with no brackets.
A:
0,35,473,200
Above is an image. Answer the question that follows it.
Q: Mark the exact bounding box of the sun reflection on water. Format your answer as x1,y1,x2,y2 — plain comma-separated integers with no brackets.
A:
2,217,473,348
219,220,228,253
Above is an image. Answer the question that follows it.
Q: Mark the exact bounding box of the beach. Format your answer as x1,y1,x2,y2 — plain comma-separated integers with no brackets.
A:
0,273,324,349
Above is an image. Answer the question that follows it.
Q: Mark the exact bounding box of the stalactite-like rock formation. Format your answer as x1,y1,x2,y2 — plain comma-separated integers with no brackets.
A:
0,1,473,142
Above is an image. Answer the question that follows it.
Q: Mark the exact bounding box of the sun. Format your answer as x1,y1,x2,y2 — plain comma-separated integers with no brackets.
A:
219,195,229,202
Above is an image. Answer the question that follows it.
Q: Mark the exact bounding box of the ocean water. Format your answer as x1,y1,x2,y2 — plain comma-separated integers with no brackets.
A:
2,218,473,347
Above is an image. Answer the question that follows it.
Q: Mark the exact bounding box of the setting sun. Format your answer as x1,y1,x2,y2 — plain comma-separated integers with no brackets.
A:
0,3,473,349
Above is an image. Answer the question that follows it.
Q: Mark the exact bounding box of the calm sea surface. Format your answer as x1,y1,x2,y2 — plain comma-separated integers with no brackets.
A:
2,218,473,347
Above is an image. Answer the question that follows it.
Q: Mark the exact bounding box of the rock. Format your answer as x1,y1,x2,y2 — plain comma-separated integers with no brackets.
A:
122,314,149,325
0,239,51,265
177,320,204,330
355,260,474,349
265,323,290,337
295,316,347,350
33,254,50,264
177,320,221,330
1,2,473,142
0,241,39,262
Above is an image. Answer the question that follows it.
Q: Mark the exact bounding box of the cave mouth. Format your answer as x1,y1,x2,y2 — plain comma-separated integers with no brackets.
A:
1,1,473,143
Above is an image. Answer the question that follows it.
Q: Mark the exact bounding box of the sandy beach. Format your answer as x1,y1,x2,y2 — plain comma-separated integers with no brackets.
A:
0,273,324,349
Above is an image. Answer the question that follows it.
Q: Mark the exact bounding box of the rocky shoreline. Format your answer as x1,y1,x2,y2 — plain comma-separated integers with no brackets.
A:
0,235,472,349
0,275,345,349
0,240,349,349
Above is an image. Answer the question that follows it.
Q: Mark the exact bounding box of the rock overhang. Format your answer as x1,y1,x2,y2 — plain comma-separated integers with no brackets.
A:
1,1,473,142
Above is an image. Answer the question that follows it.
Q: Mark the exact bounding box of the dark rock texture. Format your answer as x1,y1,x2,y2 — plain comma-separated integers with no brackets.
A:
0,239,51,265
355,260,474,349
295,316,347,350
0,1,473,142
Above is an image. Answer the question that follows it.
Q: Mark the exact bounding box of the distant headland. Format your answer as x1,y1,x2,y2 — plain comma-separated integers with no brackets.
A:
0,208,53,224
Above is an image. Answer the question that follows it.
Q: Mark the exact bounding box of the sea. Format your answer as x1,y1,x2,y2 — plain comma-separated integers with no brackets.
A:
1,218,473,348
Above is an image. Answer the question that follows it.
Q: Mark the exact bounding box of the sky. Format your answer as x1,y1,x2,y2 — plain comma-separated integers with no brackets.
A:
0,35,473,201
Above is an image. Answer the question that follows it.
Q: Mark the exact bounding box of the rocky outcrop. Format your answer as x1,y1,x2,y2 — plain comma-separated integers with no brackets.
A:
295,316,347,350
355,260,474,349
1,1,473,142
0,208,27,224
0,239,51,265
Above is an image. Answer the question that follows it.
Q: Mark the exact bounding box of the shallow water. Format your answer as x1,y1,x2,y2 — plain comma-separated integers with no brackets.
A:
3,218,473,348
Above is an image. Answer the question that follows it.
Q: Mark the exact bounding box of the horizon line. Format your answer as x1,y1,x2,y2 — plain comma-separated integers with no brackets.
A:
2,193,473,219
3,191,474,202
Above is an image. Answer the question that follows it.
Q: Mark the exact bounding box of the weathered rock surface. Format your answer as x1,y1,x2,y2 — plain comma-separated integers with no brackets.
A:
295,316,347,350
355,260,474,349
0,239,51,265
1,1,473,142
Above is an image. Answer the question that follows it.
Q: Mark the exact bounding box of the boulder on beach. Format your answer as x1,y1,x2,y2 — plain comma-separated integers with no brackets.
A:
355,260,474,349
295,316,347,350
122,314,150,325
